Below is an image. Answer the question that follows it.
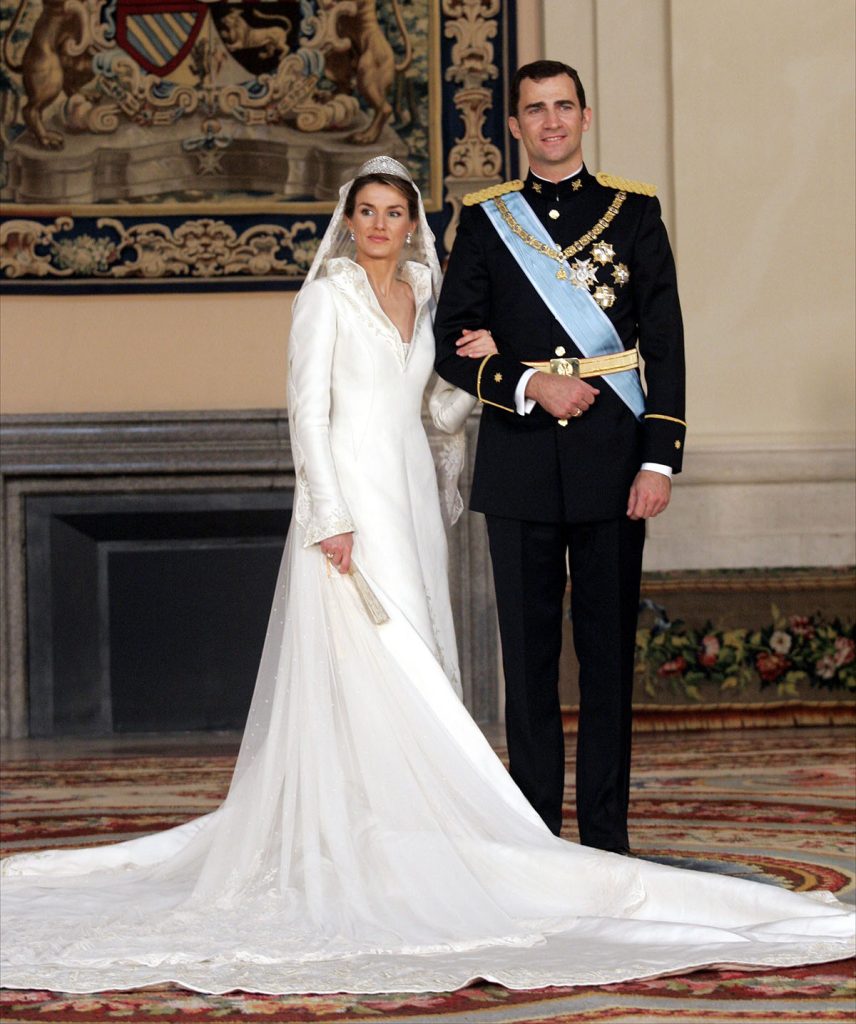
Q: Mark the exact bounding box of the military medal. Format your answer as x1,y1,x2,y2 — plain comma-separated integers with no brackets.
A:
612,262,630,285
593,285,616,309
569,258,598,289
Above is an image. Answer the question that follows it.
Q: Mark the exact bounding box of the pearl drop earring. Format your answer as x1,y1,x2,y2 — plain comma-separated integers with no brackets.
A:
350,231,355,242
406,232,412,245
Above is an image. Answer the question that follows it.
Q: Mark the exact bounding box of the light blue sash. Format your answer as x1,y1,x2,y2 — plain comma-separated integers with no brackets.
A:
482,190,645,419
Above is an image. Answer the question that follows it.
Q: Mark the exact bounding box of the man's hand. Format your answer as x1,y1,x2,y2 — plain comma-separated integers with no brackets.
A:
627,470,671,520
525,371,599,419
454,328,498,359
319,532,353,574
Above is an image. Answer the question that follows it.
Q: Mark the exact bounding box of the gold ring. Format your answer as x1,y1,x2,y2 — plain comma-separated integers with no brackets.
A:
326,552,334,559
574,408,583,417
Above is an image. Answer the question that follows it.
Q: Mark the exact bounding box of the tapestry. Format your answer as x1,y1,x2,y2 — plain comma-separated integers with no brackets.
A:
0,0,516,290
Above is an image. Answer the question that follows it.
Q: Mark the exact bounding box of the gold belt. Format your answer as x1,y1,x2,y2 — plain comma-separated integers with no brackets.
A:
522,349,639,378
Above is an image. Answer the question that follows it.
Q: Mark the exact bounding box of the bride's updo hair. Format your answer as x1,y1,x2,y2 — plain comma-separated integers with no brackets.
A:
344,172,419,221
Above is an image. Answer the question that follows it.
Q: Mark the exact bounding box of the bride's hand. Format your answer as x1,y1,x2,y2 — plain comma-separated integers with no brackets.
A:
455,328,498,358
320,532,353,574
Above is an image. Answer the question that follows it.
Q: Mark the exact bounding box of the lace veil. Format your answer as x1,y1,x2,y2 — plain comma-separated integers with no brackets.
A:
295,155,443,306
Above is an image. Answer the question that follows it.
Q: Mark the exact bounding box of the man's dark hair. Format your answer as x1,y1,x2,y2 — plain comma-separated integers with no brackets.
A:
344,173,419,220
509,60,587,117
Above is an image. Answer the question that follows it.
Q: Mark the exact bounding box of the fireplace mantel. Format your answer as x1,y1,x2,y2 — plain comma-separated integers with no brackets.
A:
0,410,498,738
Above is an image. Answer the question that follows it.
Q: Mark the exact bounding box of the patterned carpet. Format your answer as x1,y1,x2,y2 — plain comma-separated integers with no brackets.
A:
1,727,854,1023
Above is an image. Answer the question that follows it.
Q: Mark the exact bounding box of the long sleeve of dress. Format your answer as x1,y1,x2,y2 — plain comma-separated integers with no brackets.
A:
426,373,477,435
287,280,356,546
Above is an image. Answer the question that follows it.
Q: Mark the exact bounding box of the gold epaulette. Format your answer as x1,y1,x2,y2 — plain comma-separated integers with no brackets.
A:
595,172,657,196
462,180,524,207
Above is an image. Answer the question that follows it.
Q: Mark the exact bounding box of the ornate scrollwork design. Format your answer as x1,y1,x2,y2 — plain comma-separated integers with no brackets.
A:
1,217,321,279
94,55,200,126
301,0,357,55
443,0,500,86
441,0,505,249
446,87,503,179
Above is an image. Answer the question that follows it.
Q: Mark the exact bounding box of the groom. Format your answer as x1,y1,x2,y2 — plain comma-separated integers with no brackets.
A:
434,60,685,853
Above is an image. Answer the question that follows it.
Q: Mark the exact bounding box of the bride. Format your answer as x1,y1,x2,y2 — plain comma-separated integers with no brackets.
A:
1,157,853,995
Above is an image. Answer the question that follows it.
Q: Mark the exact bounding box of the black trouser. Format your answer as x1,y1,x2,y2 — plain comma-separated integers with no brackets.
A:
486,515,645,851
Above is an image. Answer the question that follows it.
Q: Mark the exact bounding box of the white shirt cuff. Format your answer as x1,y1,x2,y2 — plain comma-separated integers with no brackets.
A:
514,368,538,415
640,462,672,478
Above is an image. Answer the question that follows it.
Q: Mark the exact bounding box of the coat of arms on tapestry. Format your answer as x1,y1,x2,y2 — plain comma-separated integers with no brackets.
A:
0,0,516,289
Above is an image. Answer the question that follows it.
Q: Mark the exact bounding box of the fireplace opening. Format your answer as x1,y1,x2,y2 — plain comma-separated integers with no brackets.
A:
25,490,291,736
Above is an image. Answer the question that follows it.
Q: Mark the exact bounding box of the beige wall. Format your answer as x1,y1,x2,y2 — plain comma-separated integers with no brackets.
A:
0,290,292,414
545,0,856,444
674,0,855,443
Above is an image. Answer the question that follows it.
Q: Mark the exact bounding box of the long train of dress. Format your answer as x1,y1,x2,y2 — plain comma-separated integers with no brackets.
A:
2,261,853,994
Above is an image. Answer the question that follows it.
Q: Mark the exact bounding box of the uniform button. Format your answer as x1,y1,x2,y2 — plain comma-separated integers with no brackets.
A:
675,440,682,449
554,346,566,357
548,209,560,220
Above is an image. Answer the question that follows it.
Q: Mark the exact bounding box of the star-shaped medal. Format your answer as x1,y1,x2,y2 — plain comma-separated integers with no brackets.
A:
569,258,598,288
612,262,630,285
572,179,583,191
591,241,616,265
531,181,542,193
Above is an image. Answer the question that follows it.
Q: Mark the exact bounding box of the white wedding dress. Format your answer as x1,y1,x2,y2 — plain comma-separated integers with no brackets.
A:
1,258,853,995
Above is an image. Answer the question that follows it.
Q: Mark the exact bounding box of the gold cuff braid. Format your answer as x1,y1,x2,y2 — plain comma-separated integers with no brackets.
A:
476,354,515,413
644,413,687,427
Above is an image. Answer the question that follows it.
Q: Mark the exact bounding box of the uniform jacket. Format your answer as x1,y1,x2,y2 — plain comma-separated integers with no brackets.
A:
434,166,686,524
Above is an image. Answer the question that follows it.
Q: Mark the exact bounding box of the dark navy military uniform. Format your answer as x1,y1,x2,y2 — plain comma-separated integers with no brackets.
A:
434,166,685,851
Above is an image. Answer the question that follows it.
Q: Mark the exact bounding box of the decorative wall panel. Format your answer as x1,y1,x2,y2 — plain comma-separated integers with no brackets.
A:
0,0,516,290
